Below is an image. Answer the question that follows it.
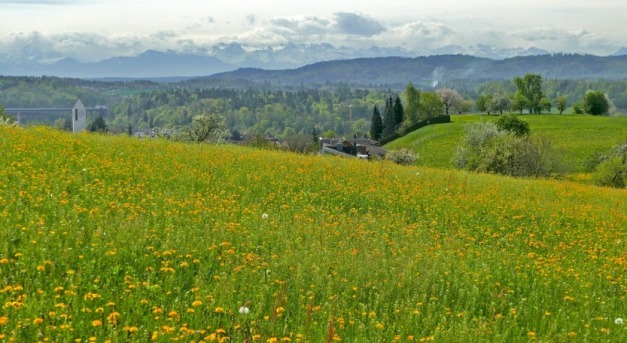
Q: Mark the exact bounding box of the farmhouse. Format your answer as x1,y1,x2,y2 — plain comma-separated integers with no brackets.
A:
319,137,387,159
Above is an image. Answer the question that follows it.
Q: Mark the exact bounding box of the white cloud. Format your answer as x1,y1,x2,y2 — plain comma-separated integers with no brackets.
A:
380,21,455,52
512,27,617,55
0,1,625,63
333,12,386,37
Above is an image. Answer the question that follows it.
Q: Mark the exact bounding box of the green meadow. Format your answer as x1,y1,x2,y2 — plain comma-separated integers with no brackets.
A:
385,114,627,174
0,126,625,342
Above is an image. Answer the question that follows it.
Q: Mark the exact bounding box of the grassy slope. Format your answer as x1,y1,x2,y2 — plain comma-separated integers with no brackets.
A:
0,126,625,342
385,114,627,173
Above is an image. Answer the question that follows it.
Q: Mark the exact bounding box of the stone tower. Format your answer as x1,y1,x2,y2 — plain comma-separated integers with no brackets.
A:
72,99,87,133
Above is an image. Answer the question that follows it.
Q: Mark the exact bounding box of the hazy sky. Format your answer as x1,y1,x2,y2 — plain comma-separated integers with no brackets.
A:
1,0,625,62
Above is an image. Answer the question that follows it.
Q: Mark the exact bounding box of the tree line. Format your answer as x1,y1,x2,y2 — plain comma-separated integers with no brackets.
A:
0,75,623,138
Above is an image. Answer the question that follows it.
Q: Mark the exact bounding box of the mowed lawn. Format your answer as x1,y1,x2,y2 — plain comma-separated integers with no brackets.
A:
0,126,625,342
385,114,627,173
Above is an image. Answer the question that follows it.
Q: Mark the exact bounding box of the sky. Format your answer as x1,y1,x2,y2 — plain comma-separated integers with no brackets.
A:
1,0,626,62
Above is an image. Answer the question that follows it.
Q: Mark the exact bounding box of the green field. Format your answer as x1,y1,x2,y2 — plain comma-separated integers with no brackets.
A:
1,126,625,342
385,114,627,174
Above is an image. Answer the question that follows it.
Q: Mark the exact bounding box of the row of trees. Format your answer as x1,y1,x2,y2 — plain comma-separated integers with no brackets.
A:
369,84,469,140
369,73,614,142
2,74,617,140
475,74,613,116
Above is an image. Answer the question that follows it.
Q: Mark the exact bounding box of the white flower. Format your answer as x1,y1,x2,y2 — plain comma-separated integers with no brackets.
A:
616,318,624,325
261,213,268,220
238,306,250,314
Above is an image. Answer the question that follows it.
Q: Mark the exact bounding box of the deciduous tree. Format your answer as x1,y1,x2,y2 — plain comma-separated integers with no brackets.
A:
555,96,567,114
420,92,444,118
583,90,609,115
513,74,544,114
540,98,552,114
476,94,492,114
511,93,530,115
488,92,511,115
179,112,229,143
404,82,421,123
436,88,463,115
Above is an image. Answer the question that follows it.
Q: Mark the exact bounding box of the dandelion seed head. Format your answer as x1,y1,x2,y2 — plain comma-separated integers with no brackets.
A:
239,306,250,314
616,318,624,325
262,213,268,220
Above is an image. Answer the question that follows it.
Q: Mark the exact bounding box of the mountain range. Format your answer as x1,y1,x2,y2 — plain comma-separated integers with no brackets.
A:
205,54,627,89
0,42,626,80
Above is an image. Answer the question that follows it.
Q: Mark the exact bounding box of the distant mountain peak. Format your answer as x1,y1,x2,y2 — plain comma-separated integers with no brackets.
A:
612,47,627,56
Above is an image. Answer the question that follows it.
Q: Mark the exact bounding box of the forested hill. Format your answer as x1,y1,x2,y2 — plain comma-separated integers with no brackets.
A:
207,54,627,88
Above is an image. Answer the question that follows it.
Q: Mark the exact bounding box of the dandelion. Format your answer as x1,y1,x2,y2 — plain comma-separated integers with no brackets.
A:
33,317,44,325
262,213,268,220
239,306,250,314
616,318,624,325
107,312,121,324
123,326,139,334
214,307,225,314
0,316,7,325
275,306,285,316
92,319,102,327
192,300,202,307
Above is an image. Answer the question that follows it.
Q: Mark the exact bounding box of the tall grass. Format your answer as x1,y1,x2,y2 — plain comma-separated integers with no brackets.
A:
1,126,625,342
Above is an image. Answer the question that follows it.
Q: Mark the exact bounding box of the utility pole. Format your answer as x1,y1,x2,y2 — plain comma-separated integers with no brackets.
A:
348,104,352,121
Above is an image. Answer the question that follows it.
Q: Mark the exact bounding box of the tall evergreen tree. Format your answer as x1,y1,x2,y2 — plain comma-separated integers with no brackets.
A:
370,105,383,141
383,95,396,137
393,95,404,126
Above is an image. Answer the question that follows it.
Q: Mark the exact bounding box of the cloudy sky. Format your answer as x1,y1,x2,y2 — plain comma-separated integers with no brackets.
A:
1,0,625,62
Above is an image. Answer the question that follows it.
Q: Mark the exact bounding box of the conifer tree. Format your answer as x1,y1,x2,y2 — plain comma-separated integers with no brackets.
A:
370,105,383,140
393,95,404,126
383,95,396,137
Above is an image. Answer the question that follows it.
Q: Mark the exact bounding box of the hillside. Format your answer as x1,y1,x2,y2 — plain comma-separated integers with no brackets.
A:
0,126,625,342
208,54,627,88
385,114,627,173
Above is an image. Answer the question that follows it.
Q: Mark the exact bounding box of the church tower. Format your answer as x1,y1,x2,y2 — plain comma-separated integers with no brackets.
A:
72,99,87,133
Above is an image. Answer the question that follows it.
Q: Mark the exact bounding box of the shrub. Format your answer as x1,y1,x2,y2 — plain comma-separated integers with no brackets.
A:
495,114,530,136
0,110,16,128
593,157,626,188
591,142,627,188
583,90,609,115
453,122,503,170
454,122,564,177
386,148,419,165
1,115,17,128
572,102,584,114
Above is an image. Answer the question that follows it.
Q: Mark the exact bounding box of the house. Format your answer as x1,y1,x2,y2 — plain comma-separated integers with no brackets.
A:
319,137,387,159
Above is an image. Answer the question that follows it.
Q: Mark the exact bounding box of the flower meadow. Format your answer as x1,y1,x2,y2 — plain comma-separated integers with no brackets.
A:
0,126,625,342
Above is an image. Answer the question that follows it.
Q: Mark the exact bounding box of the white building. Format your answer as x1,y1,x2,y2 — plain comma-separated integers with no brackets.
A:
72,99,87,133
